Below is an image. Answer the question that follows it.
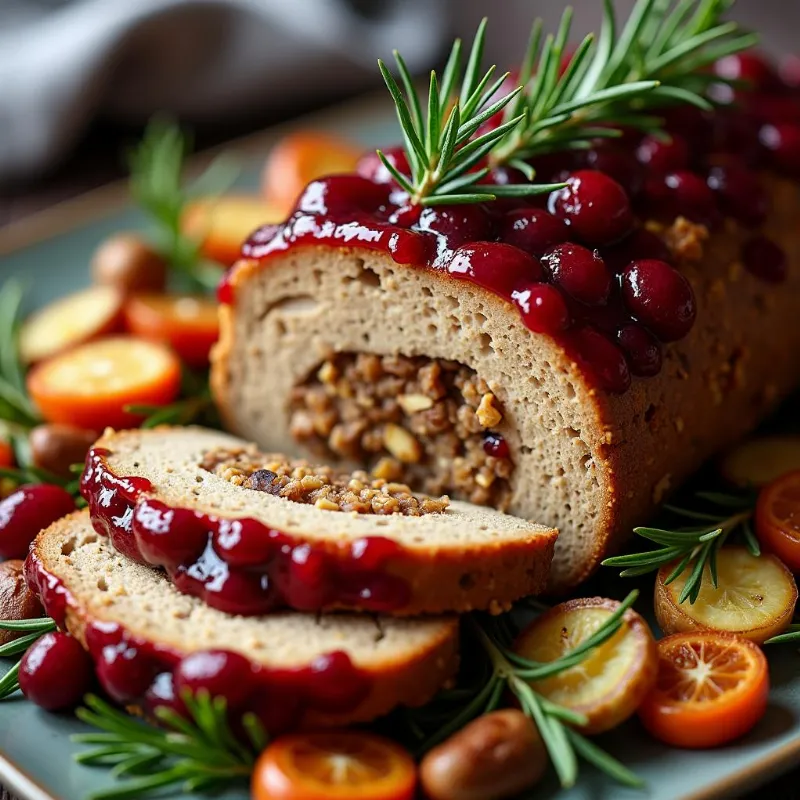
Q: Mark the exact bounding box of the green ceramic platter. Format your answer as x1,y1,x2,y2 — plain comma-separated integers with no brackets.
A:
1,96,799,800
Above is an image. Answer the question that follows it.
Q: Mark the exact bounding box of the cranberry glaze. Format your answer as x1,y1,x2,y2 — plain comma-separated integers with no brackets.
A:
80,449,411,617
223,52,798,395
23,551,370,732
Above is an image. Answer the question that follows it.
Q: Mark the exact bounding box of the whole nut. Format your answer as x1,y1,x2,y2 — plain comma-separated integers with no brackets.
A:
0,560,44,645
91,233,167,294
420,709,547,800
29,424,97,480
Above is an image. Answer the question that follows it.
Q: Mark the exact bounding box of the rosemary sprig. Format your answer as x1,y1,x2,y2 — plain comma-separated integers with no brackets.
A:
603,490,758,604
124,369,218,429
493,0,756,167
405,591,643,789
73,692,267,800
377,20,564,206
0,617,58,700
765,624,800,645
0,280,39,429
129,119,239,292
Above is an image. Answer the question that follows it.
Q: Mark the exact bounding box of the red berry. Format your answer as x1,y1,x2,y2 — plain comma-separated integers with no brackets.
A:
549,170,633,246
541,243,611,306
483,432,510,459
498,209,569,256
447,243,542,297
174,650,254,710
0,484,75,559
582,146,644,198
741,236,788,284
616,324,663,377
759,123,800,174
568,327,631,394
356,147,410,186
621,260,697,342
95,639,160,703
511,284,571,334
19,632,93,711
645,170,719,226
779,55,800,89
714,52,779,93
416,205,492,249
295,175,390,217
602,228,672,273
636,134,690,174
132,499,208,571
661,106,715,154
706,165,769,227
144,672,188,718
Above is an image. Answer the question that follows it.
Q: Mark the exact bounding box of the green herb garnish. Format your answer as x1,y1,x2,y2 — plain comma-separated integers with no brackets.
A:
73,692,266,800
377,19,564,206
0,618,58,700
0,280,39,429
404,591,643,789
492,0,755,168
129,119,240,292
603,490,758,604
124,368,218,429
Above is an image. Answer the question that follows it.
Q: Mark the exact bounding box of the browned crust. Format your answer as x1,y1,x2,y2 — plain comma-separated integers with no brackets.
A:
93,431,558,614
30,520,460,728
212,173,800,591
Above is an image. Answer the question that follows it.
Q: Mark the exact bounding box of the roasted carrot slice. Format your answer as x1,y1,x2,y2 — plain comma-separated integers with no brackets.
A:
124,294,219,368
19,286,124,364
27,337,182,430
181,195,283,266
261,131,362,214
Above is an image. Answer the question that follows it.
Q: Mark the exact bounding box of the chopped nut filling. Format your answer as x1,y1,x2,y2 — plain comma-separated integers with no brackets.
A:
201,447,450,515
288,353,514,509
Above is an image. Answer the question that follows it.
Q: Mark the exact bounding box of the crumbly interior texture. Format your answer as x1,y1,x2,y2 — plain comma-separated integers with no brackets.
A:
288,353,513,509
202,446,449,516
211,174,800,589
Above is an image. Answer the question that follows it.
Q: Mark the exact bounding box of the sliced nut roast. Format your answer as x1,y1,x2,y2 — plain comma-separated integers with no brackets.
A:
420,709,547,800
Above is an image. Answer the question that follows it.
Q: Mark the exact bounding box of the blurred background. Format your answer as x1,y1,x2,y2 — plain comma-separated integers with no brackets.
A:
0,0,796,225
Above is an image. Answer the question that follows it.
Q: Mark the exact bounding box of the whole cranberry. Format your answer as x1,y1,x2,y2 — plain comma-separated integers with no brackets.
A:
582,145,645,198
498,209,569,256
540,243,611,306
295,175,391,217
213,518,275,568
568,327,631,394
714,52,779,94
713,111,763,166
0,484,75,559
602,228,672,273
95,640,160,703
19,632,93,711
741,236,788,284
621,260,697,342
248,689,302,736
759,123,800,175
645,170,719,226
447,243,542,297
415,205,492,250
305,651,369,712
616,324,663,377
483,432,510,459
132,500,208,570
174,650,254,710
549,170,633,246
636,134,690,174
661,106,715,154
529,152,580,183
356,146,411,186
511,284,571,335
779,55,800,89
706,165,769,227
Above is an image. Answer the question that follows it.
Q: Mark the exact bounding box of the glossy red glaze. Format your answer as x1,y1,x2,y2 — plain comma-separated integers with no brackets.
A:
80,449,412,615
24,548,371,733
0,484,76,559
19,631,94,711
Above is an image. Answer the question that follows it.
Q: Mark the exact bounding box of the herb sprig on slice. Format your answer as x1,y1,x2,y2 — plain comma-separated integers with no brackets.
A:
404,591,643,789
377,20,565,206
603,490,758,604
73,693,267,800
0,618,58,700
492,0,756,167
129,120,239,292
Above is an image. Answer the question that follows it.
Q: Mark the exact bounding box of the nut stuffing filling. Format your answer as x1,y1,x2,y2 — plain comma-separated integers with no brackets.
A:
201,448,449,515
288,353,514,509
